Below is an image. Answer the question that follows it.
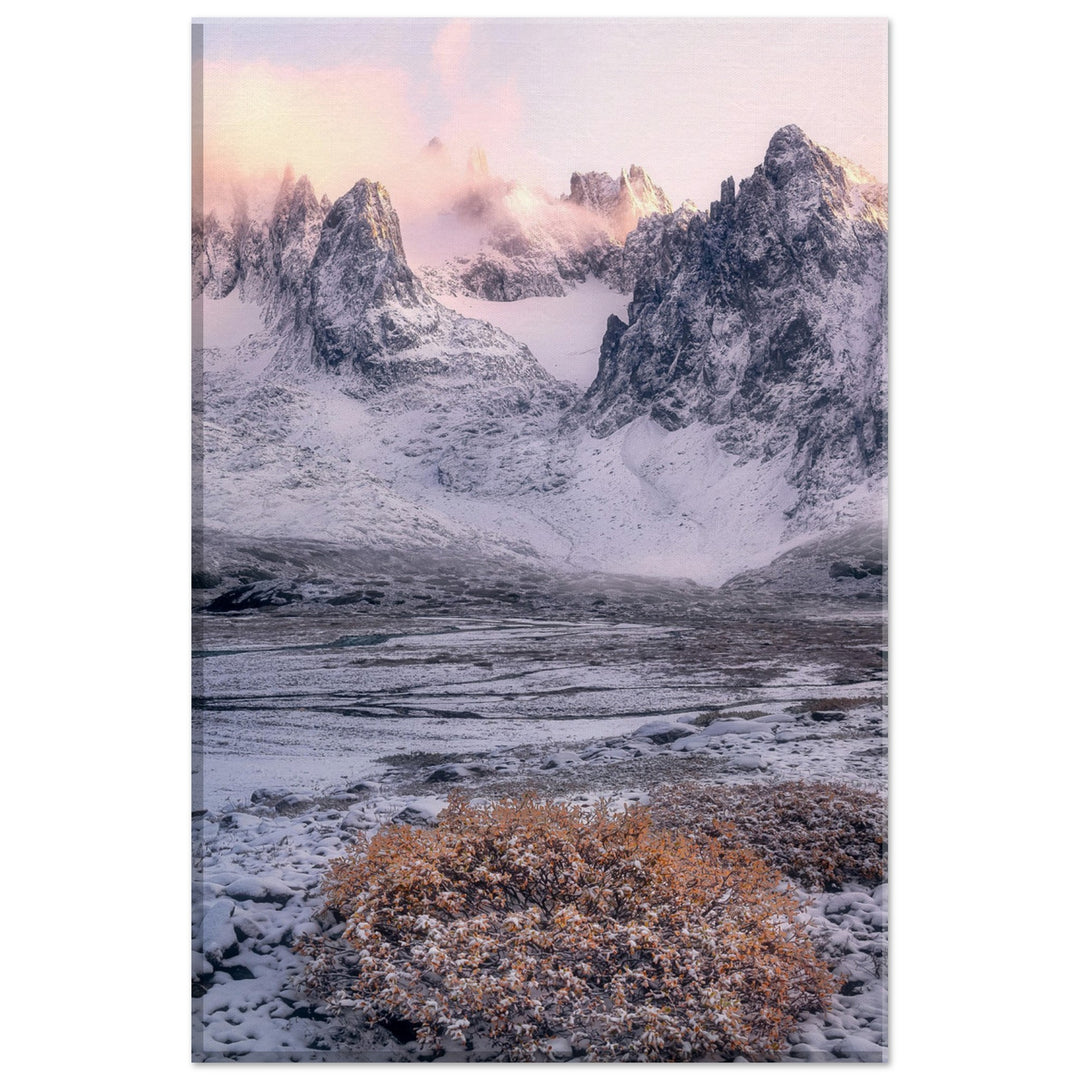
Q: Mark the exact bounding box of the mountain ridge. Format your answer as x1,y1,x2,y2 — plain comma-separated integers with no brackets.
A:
193,125,887,584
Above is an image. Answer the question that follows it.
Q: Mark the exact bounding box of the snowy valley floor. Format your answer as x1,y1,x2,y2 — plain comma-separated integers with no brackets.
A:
192,589,887,1062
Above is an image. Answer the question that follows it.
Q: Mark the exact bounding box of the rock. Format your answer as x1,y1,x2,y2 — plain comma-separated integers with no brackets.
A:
540,751,583,770
631,719,699,744
577,125,887,530
282,179,550,391
726,753,769,772
205,580,303,612
425,762,487,782
233,915,263,942
346,780,380,796
393,797,448,826
670,734,722,753
250,787,293,806
223,875,297,905
274,794,315,814
200,898,238,965
341,808,373,831
829,560,869,580
699,718,774,737
545,1037,574,1061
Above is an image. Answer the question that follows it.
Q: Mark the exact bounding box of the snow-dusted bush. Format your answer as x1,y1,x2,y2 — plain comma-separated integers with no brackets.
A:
300,793,834,1061
651,781,886,892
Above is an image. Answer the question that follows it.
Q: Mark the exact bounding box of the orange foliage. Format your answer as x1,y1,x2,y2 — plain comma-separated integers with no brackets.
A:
300,793,835,1061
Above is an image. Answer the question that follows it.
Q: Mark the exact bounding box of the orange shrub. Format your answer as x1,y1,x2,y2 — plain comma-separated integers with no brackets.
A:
301,793,835,1061
651,781,886,892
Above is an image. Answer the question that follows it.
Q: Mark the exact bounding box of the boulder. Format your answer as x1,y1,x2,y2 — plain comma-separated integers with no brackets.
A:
631,720,698,744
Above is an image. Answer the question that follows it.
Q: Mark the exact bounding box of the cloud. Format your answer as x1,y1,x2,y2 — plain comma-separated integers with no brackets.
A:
432,19,471,89
199,59,426,215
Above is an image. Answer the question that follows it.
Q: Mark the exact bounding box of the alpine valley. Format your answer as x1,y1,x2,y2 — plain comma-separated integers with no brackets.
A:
192,125,889,1062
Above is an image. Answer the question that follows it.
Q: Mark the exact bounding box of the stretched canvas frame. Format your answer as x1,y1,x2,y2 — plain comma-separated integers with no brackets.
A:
192,17,888,1063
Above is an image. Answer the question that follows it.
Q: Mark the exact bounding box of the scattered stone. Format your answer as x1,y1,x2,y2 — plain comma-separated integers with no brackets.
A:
631,720,698,744
540,751,584,770
425,762,487,783
726,753,769,772
224,875,297,905
393,798,448,826
250,787,293,806
275,794,316,814
346,780,379,796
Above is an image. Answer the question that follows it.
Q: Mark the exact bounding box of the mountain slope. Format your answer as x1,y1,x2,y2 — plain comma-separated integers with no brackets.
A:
270,179,554,395
579,125,887,528
194,126,887,586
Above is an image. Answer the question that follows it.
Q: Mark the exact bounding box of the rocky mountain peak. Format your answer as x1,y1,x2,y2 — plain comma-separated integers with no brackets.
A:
568,171,621,216
579,126,888,529
613,165,672,241
267,179,553,393
757,124,886,230
307,179,421,319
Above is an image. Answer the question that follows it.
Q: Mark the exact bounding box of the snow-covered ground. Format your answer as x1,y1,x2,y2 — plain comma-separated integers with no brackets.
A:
435,278,630,386
195,288,812,585
193,603,887,1061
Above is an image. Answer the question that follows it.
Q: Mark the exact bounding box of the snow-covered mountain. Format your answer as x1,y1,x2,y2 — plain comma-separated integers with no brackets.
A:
192,167,328,313
268,178,553,395
579,125,888,528
193,125,887,588
419,161,675,301
568,164,673,243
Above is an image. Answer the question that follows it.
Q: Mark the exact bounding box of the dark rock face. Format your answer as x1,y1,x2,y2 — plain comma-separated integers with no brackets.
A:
276,180,552,390
265,170,327,321
192,212,240,299
606,200,702,294
192,169,325,313
304,179,434,368
569,170,620,216
579,125,888,524
195,170,554,392
205,580,303,612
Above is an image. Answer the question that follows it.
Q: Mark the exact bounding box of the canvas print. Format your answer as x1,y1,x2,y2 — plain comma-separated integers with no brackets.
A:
192,17,887,1063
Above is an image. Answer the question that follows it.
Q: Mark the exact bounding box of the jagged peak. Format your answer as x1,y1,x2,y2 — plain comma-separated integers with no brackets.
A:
568,170,620,213
274,166,297,212
764,125,880,188
320,179,408,261
758,125,886,228
292,174,316,201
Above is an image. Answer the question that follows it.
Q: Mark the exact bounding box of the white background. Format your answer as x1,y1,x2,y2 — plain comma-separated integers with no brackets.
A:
2,2,1074,1075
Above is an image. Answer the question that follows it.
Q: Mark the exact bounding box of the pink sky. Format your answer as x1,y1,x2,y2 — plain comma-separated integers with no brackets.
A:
195,18,887,215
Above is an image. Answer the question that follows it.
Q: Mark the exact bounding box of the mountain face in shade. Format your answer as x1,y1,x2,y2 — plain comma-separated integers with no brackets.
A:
194,127,887,581
192,169,326,315
264,170,327,321
578,125,888,524
272,179,553,393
